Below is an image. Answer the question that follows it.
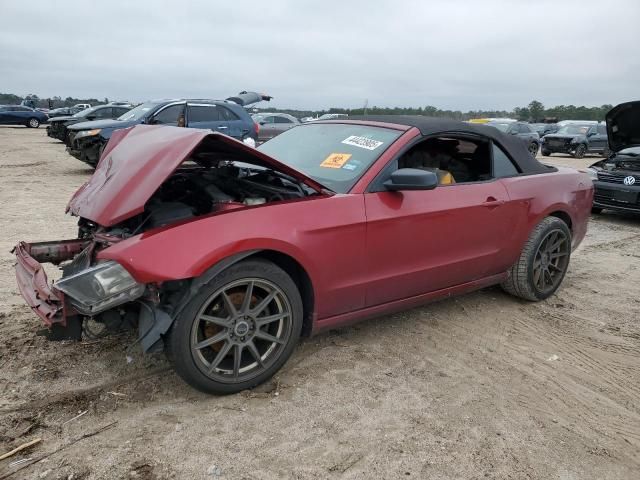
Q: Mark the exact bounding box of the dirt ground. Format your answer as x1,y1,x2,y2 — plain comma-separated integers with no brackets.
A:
0,126,639,480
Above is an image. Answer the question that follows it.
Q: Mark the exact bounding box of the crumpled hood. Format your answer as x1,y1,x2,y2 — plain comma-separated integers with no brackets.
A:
68,118,136,132
67,125,327,227
606,101,640,152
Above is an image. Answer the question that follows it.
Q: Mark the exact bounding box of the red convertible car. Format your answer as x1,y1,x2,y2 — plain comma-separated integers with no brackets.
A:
14,117,593,394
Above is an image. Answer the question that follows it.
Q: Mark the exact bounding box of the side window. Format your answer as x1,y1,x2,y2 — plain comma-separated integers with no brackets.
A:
262,116,276,124
219,107,240,121
519,124,531,133
492,143,519,178
94,108,113,118
597,124,607,135
115,108,129,116
275,116,293,124
188,105,221,123
397,136,492,185
152,104,184,125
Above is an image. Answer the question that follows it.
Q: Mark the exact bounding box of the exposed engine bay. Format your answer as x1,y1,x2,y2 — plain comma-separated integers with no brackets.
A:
79,161,312,239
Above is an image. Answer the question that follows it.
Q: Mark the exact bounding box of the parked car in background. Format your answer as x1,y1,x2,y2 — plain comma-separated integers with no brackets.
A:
541,123,608,158
530,123,558,138
487,121,540,156
47,104,132,143
14,117,592,394
252,113,299,143
0,105,48,128
313,113,348,121
73,103,91,110
47,106,83,118
67,93,267,166
586,101,640,214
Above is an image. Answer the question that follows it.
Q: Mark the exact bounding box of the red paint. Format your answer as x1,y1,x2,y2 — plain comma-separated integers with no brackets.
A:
17,121,593,334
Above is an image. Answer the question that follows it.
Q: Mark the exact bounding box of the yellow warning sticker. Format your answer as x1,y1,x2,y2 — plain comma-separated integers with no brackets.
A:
320,153,352,168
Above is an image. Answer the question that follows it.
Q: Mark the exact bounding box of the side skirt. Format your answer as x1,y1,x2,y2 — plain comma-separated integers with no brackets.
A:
312,272,508,335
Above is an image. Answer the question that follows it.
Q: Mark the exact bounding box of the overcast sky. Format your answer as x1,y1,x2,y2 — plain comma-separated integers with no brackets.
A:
1,0,638,111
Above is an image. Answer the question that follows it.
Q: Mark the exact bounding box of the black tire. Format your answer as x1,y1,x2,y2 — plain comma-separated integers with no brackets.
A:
26,117,40,128
591,207,603,214
167,259,303,394
501,217,572,301
541,148,551,157
573,144,587,158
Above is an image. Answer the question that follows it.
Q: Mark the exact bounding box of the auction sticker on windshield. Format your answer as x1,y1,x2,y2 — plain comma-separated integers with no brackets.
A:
341,136,384,150
320,153,352,168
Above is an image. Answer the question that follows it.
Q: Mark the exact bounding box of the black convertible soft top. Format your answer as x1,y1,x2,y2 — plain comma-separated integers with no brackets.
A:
349,115,553,174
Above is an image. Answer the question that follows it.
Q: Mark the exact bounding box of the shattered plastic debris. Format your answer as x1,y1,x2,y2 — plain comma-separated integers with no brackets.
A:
547,354,560,362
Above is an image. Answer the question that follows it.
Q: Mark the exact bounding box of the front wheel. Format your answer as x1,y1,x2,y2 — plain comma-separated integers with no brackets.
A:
27,117,40,128
573,144,587,158
528,142,539,157
167,259,303,394
541,148,551,156
501,217,572,301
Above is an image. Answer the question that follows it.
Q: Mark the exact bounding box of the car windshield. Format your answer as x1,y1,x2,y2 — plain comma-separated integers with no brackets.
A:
557,125,591,135
257,123,402,193
488,123,511,132
73,106,99,118
117,102,156,121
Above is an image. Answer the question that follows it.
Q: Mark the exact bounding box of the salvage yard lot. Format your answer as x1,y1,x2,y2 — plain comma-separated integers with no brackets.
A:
0,126,639,479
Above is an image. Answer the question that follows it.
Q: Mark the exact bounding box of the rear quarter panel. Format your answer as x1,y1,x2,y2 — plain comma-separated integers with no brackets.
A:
501,167,593,262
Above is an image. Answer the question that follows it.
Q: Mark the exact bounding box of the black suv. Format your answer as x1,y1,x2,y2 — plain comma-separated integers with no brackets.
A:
540,123,608,158
47,104,132,143
67,92,270,166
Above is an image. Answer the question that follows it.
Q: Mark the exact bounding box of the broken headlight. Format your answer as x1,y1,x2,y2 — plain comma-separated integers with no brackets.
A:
54,261,145,315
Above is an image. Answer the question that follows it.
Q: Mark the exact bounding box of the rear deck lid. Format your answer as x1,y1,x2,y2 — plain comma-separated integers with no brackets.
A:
606,101,640,152
67,125,327,226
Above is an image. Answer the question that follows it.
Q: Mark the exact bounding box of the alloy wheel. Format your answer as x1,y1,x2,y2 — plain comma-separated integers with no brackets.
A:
532,229,570,294
190,278,293,384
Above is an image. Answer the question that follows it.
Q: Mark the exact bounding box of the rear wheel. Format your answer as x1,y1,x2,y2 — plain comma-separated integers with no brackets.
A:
501,217,571,301
167,259,303,394
541,148,551,156
573,144,587,158
528,142,539,156
27,117,40,128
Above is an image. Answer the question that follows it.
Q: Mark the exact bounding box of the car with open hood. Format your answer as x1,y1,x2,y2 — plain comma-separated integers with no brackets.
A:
586,101,640,214
14,116,593,394
540,121,607,158
47,104,132,143
66,91,270,166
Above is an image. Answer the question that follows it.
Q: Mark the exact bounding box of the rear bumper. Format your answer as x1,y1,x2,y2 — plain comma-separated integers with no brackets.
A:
13,240,89,326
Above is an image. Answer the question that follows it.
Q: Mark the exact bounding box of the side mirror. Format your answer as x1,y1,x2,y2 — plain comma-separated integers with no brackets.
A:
510,129,518,135
384,168,438,191
259,121,266,125
147,118,159,125
86,115,96,120
587,130,596,137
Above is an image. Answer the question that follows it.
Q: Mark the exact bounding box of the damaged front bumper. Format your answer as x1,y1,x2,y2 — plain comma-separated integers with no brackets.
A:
67,134,104,165
13,239,89,326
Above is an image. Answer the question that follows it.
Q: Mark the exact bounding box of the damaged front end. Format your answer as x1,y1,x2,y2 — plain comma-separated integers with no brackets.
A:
14,235,149,342
15,124,327,352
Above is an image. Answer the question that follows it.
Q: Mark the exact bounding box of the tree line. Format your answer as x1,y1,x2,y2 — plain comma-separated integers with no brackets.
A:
1,93,614,122
260,101,614,122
